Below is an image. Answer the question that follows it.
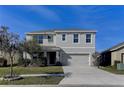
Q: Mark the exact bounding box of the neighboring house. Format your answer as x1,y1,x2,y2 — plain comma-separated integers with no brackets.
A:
25,30,96,66
100,42,124,66
0,51,19,66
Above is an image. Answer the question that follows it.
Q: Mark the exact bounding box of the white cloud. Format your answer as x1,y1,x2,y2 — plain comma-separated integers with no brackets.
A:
25,6,61,22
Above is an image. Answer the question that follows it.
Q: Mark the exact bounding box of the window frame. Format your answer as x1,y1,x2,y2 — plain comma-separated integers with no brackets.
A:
86,33,92,44
33,35,43,44
62,34,66,42
38,35,43,44
48,35,53,43
73,33,79,43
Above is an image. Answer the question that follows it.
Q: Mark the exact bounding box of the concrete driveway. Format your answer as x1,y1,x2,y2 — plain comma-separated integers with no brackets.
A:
59,65,124,86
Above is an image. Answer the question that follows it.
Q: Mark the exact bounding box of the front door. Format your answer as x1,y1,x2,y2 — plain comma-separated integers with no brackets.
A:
49,52,56,65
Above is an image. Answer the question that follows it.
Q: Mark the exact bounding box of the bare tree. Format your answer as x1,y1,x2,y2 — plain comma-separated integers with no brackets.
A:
0,26,19,77
7,33,19,77
0,26,9,58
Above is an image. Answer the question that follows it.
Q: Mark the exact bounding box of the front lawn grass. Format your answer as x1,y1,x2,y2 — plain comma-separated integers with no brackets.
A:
100,66,124,75
0,66,64,76
0,76,64,85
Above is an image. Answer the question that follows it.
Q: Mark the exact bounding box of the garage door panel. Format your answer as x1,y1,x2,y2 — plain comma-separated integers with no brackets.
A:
68,54,89,66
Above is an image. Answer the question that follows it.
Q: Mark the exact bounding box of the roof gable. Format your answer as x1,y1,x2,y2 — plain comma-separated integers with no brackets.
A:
102,42,124,53
110,42,124,51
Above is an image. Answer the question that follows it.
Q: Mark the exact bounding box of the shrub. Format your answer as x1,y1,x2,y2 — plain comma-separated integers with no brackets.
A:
18,57,47,67
29,58,46,67
42,57,47,66
0,57,7,67
18,57,23,65
18,58,31,67
92,52,100,67
55,61,62,66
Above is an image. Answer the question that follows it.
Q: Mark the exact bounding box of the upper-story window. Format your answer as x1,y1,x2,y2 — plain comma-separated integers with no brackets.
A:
86,34,91,43
48,35,53,42
33,35,43,44
73,33,78,43
62,34,66,41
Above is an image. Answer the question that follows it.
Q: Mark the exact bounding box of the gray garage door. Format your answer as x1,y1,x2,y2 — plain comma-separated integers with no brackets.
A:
68,54,89,66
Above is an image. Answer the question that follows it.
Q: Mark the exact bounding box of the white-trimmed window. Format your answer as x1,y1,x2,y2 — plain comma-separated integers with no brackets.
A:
62,34,66,41
48,35,53,42
86,34,91,43
33,35,43,44
73,33,78,43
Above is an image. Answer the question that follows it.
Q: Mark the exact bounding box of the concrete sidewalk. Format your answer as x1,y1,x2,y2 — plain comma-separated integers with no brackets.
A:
20,74,64,77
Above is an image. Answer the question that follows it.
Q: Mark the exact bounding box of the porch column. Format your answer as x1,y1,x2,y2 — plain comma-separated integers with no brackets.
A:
44,51,47,57
89,53,92,66
56,51,60,62
44,51,48,65
0,51,2,56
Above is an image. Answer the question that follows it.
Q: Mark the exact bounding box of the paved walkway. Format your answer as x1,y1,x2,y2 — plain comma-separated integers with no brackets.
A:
20,74,64,77
59,65,124,86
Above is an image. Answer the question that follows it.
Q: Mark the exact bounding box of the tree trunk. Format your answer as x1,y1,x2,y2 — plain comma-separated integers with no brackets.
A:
10,56,13,77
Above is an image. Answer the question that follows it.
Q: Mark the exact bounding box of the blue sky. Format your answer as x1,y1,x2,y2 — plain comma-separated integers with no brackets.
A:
0,5,124,52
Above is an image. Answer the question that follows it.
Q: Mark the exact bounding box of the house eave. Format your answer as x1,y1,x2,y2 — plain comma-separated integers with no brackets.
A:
26,32,55,35
41,46,61,52
55,30,97,33
101,42,124,54
25,29,97,35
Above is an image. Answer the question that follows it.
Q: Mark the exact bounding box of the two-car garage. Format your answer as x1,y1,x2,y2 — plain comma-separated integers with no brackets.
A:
60,48,93,66
68,54,90,66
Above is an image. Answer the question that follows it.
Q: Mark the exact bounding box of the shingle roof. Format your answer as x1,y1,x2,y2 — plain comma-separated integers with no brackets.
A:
28,30,54,33
102,41,124,53
26,29,96,35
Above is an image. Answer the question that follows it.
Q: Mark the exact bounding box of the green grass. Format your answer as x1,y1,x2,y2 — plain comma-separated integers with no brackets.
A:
0,66,64,85
100,66,124,74
0,66,64,76
0,76,64,85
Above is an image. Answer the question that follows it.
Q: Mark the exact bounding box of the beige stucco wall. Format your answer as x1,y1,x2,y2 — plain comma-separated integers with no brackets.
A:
111,52,117,65
26,34,56,46
43,34,56,46
55,32,95,48
0,51,19,65
26,31,96,48
111,48,124,65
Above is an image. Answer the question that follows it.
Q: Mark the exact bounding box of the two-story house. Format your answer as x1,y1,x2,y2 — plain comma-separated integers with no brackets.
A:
25,30,96,66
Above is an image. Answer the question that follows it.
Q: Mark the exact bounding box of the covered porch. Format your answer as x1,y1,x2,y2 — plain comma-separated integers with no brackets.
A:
23,46,61,66
41,46,61,66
